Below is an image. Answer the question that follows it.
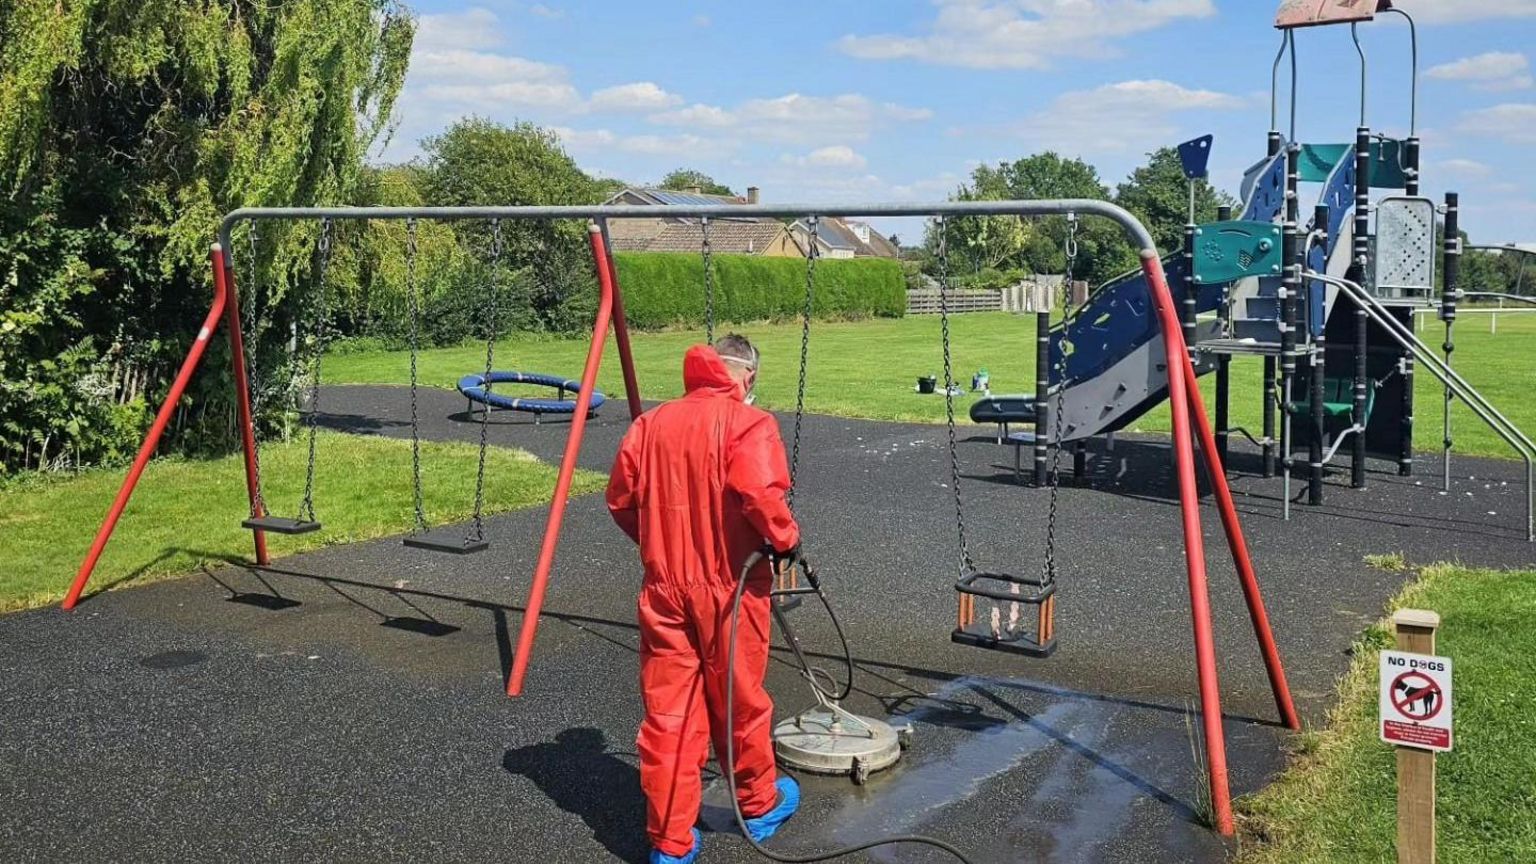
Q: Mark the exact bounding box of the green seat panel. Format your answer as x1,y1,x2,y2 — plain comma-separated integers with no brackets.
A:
1291,378,1376,421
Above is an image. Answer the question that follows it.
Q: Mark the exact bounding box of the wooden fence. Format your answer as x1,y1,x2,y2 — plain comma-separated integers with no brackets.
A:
906,288,1003,314
906,277,1087,315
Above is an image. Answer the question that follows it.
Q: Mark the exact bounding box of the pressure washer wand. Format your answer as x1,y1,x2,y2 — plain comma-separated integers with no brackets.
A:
722,550,976,863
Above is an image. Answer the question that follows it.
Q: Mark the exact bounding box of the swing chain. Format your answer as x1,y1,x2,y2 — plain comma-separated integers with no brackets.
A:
468,219,504,544
243,223,267,517
788,216,818,506
298,217,333,524
937,216,975,576
1041,214,1078,586
701,216,715,345
406,218,427,533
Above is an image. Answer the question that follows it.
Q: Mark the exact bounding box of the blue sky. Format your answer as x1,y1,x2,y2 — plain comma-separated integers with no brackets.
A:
384,1,1536,247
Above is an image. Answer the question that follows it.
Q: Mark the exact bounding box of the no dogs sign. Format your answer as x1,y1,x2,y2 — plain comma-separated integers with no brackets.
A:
1379,650,1453,752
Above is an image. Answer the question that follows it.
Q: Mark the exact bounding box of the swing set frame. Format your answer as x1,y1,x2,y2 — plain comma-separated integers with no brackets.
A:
63,198,1299,837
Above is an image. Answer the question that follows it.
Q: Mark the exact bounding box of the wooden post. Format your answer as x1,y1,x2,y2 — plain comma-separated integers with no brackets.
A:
1394,608,1440,864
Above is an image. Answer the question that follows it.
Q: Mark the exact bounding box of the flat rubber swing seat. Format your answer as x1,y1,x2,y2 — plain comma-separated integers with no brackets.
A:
242,516,322,535
402,530,489,555
952,570,1058,658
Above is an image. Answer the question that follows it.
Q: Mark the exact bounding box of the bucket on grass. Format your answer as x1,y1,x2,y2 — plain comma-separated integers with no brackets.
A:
917,375,937,394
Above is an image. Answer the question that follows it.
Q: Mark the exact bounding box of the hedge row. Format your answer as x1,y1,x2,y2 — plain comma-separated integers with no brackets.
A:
612,252,906,329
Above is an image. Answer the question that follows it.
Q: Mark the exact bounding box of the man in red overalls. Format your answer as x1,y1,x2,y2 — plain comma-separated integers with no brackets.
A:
607,334,802,864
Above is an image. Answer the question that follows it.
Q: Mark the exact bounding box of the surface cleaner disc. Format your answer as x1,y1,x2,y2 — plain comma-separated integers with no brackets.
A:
772,710,905,783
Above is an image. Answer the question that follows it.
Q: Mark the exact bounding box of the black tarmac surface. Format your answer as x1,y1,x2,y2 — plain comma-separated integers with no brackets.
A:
3,383,1532,863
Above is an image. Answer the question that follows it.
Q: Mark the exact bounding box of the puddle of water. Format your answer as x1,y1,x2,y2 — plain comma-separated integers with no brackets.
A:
816,675,1203,863
826,699,1082,851
999,708,1147,863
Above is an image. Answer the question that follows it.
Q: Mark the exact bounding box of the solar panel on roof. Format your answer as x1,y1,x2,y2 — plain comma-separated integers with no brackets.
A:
650,190,723,207
816,221,857,249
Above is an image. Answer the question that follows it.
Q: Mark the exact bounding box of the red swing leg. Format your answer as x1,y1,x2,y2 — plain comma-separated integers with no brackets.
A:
1182,355,1301,731
505,224,616,696
64,244,232,609
1141,251,1233,836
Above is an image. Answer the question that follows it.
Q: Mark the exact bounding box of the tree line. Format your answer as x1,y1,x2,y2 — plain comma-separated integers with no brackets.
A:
3,1,1522,475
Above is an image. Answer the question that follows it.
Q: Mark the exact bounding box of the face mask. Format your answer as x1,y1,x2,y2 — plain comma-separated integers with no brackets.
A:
723,348,760,404
742,368,758,404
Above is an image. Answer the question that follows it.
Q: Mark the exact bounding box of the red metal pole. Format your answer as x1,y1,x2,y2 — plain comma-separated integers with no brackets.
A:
63,244,231,610
222,249,270,565
1140,251,1233,836
1182,358,1301,731
506,223,615,696
598,223,644,420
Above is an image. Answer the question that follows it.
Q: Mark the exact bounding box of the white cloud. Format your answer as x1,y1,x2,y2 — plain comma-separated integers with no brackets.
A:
887,172,965,200
1425,52,1532,91
651,103,737,127
406,11,584,112
552,127,735,159
415,7,502,51
838,0,1216,70
550,127,616,148
405,13,684,116
1427,52,1527,80
588,82,684,112
1012,80,1243,153
1458,103,1536,144
782,145,869,170
651,93,932,143
1434,158,1493,178
528,4,563,18
1399,0,1536,24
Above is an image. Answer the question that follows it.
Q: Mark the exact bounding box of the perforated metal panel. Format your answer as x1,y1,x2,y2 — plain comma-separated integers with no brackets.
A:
1372,196,1437,299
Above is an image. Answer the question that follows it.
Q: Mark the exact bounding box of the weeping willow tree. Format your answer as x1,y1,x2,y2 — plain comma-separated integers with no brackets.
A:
0,0,412,472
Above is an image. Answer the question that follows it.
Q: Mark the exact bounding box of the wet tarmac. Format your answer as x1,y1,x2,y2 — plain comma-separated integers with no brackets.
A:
2,383,1531,862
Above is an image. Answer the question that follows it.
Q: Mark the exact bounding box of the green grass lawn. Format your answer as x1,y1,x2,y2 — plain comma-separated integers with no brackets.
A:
1238,563,1536,862
325,312,1536,460
0,431,604,611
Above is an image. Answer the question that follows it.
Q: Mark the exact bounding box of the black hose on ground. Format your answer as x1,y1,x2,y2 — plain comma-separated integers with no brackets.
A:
722,550,975,863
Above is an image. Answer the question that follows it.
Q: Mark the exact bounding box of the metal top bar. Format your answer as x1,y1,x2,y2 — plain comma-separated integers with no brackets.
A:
1384,7,1419,135
1351,22,1368,128
1270,30,1291,133
1460,292,1536,307
1465,244,1536,258
217,199,1157,256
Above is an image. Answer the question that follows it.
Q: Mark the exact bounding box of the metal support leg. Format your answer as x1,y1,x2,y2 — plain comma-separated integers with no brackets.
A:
1215,355,1231,470
1033,310,1050,487
1309,346,1326,505
1441,192,1460,492
1352,300,1368,489
1263,356,1277,478
1400,349,1416,477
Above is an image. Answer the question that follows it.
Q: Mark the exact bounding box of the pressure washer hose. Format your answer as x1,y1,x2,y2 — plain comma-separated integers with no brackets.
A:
723,550,975,863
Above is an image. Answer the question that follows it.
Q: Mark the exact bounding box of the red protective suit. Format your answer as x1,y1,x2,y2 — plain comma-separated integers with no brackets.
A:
606,345,800,857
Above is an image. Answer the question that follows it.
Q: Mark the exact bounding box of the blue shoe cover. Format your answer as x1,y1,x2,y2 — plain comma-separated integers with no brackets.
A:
743,776,800,842
649,827,701,864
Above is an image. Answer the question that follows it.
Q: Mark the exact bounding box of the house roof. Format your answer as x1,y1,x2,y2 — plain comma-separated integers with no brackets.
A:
609,220,793,255
604,187,750,209
790,217,900,258
857,225,902,258
815,219,861,251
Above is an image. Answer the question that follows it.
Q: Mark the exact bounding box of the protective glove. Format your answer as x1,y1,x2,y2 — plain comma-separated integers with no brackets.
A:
766,542,802,571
